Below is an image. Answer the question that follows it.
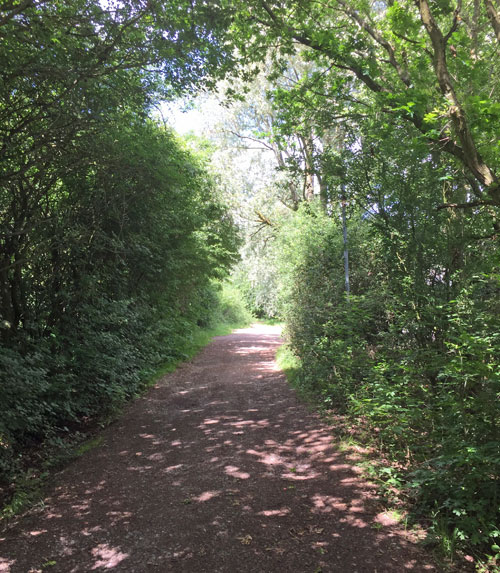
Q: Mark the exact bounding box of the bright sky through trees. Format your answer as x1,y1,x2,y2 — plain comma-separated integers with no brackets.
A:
160,101,208,135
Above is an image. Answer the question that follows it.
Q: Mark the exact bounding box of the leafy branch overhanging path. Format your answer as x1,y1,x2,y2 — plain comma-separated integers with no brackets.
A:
0,325,436,572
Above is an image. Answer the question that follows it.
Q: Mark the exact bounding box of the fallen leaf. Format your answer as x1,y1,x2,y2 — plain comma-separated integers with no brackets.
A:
265,546,286,555
289,527,306,538
237,534,252,545
309,526,324,534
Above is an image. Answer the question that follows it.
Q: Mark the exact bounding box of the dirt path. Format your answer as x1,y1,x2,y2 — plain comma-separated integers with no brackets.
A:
0,324,437,572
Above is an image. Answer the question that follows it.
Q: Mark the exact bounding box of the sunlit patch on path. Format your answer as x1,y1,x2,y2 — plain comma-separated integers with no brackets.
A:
0,324,436,572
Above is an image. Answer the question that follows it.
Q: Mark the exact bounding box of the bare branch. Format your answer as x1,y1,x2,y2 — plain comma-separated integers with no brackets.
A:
224,129,275,151
436,200,497,209
255,210,275,227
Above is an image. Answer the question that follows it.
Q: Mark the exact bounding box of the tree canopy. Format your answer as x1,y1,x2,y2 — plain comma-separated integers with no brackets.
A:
0,0,239,480
1,0,499,566
218,0,500,209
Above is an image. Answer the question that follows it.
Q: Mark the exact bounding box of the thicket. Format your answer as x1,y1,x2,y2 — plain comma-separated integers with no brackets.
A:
218,0,500,564
0,1,239,484
259,135,500,562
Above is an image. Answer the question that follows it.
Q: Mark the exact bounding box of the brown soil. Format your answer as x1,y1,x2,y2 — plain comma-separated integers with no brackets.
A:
0,324,438,572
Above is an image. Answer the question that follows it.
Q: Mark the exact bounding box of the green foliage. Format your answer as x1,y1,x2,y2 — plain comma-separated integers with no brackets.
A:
222,0,500,205
75,437,104,457
215,0,500,564
233,246,281,319
267,141,500,560
275,345,302,394
0,0,240,484
212,281,254,327
3,0,500,566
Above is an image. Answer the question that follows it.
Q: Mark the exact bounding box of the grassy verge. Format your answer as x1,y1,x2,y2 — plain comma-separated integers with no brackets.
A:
275,344,300,384
275,344,324,410
0,316,249,526
143,320,250,384
276,343,481,572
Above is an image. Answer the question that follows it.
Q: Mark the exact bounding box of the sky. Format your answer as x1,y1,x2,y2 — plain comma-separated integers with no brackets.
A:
159,99,215,136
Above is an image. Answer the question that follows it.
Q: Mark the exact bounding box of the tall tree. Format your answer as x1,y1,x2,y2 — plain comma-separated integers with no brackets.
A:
221,0,500,208
0,0,234,334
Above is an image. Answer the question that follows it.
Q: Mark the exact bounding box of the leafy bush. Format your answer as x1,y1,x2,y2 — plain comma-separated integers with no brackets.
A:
0,120,240,484
271,199,500,559
213,281,254,327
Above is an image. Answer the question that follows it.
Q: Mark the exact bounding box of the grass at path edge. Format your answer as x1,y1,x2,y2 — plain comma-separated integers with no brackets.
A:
143,320,247,384
275,343,478,572
0,318,250,525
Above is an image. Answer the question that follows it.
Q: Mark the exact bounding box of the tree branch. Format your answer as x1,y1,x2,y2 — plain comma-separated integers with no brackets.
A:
255,210,274,227
259,0,387,94
415,0,500,202
436,200,497,209
444,0,462,42
224,129,275,151
484,0,500,42
337,0,411,87
0,0,33,27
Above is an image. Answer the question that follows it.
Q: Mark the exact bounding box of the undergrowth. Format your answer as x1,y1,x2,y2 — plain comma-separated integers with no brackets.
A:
277,342,498,573
268,205,499,572
0,282,252,525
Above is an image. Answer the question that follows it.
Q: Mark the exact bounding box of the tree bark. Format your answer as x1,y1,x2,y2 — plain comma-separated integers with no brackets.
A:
484,0,500,42
416,0,500,203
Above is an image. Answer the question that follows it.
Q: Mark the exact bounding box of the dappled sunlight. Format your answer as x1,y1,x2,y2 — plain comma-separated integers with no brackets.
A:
91,544,129,570
126,463,154,472
224,465,251,480
45,510,63,520
0,558,15,573
280,469,320,481
201,418,220,425
163,463,183,473
146,452,165,462
105,511,133,526
194,490,221,502
246,449,283,466
374,511,401,527
257,508,290,517
228,419,271,429
28,530,48,537
340,515,369,529
311,493,348,514
71,502,91,514
0,325,436,572
81,526,106,537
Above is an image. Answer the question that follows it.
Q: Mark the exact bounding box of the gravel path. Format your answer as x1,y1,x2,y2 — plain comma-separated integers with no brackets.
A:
0,324,437,572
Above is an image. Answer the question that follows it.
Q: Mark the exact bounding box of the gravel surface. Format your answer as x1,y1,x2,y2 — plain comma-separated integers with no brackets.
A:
0,324,438,572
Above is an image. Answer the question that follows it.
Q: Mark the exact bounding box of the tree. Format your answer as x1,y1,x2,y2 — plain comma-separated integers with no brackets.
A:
0,0,234,335
0,0,240,478
220,0,500,208
212,3,500,556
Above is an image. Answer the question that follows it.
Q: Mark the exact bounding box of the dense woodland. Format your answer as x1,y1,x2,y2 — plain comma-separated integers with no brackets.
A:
1,0,499,568
0,0,241,486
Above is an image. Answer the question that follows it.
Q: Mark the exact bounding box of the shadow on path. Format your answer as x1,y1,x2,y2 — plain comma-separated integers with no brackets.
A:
0,325,437,572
